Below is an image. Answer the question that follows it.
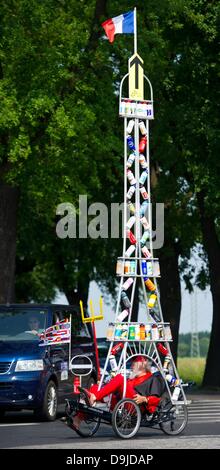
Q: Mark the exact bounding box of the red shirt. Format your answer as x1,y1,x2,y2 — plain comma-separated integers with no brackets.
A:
128,371,161,413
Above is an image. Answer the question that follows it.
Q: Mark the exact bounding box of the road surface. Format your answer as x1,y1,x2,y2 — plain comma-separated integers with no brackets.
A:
0,397,220,449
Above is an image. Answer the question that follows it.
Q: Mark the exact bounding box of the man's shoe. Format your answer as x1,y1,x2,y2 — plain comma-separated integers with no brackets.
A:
78,387,92,406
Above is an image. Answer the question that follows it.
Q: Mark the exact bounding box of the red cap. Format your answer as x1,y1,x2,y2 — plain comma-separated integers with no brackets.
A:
132,355,147,364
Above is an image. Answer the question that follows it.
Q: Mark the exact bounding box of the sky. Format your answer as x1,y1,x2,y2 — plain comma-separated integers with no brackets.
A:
55,280,213,338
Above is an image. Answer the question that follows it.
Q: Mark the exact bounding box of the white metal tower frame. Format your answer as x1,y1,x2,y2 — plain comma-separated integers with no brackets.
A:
98,70,188,407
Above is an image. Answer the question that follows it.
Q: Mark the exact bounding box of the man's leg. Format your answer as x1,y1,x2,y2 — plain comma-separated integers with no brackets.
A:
89,374,124,402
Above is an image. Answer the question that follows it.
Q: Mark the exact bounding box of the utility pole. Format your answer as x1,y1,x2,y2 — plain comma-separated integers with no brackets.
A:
190,288,200,358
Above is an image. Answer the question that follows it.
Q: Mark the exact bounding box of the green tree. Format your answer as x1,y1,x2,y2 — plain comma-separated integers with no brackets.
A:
1,0,123,307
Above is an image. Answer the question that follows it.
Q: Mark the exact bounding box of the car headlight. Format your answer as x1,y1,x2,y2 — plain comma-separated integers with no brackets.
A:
15,360,44,372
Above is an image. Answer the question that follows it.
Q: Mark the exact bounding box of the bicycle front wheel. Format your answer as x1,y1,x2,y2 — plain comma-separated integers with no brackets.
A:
112,399,141,439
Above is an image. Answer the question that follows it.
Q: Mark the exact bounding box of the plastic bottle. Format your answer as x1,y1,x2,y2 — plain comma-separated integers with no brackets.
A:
141,246,152,258
128,325,135,340
127,201,135,215
140,216,149,230
140,231,149,246
164,325,172,341
139,154,148,169
126,120,135,134
109,355,118,372
120,324,128,340
140,324,146,340
163,354,171,372
124,100,130,115
145,324,151,340
141,260,147,275
127,170,136,185
151,324,159,340
111,342,124,356
116,260,124,275
166,374,179,387
120,101,125,114
135,324,140,340
126,185,136,200
146,261,153,276
106,323,114,340
158,324,164,339
140,200,148,217
115,324,122,339
172,386,181,401
125,245,135,257
130,261,136,275
126,229,137,245
121,291,131,308
127,153,136,168
122,277,134,290
136,102,144,116
126,216,136,230
147,293,157,308
140,186,149,200
139,121,147,135
157,343,169,356
127,135,135,151
139,170,148,185
139,136,147,153
124,260,130,274
117,309,129,322
144,277,156,292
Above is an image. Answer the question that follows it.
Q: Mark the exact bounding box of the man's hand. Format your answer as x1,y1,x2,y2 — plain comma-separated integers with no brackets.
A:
133,394,148,405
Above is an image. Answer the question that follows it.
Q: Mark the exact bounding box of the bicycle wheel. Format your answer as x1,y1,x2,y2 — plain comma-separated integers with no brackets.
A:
112,399,141,439
65,394,101,438
159,399,188,436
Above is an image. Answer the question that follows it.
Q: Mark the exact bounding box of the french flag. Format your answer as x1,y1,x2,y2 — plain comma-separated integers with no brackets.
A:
102,11,134,43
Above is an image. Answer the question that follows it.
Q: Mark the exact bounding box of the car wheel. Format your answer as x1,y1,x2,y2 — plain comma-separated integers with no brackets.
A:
87,376,96,389
0,410,5,421
34,381,58,421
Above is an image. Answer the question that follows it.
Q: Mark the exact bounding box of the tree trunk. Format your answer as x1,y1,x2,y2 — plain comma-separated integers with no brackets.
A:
158,242,181,363
0,181,19,303
65,280,89,310
197,191,220,388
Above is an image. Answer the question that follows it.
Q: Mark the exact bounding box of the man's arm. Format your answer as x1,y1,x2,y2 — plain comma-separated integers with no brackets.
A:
133,394,160,410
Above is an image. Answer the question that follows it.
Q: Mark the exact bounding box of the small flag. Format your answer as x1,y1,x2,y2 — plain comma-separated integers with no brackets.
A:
102,10,134,43
39,321,71,346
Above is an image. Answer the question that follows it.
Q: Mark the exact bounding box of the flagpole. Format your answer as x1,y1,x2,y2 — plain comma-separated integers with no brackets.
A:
134,7,137,54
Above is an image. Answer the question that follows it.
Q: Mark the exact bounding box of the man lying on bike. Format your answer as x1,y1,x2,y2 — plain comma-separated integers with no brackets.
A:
81,355,164,414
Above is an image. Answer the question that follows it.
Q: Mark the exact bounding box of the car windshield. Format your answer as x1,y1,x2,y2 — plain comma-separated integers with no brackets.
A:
0,308,47,342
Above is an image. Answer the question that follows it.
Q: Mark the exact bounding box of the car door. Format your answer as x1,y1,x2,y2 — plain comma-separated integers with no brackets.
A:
49,310,72,400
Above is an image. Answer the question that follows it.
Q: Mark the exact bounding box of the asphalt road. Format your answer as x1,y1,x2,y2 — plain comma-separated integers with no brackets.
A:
0,396,220,449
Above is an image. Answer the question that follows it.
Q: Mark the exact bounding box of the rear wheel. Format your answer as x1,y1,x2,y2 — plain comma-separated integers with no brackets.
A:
34,381,58,421
159,398,188,435
112,399,141,439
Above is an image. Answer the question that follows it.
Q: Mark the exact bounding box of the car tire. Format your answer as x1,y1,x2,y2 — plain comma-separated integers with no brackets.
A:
0,410,5,421
87,376,96,389
34,381,58,421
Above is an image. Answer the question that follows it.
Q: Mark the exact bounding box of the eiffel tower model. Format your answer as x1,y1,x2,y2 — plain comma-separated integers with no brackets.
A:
98,52,188,408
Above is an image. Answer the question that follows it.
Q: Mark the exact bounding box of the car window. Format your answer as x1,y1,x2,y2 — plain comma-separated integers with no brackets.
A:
54,309,91,339
0,308,47,341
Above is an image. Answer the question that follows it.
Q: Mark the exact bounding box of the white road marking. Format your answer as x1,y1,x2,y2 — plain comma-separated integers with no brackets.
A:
0,423,40,427
188,401,220,423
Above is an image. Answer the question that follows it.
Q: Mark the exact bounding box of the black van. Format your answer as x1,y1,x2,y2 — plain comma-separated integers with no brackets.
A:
0,304,98,420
